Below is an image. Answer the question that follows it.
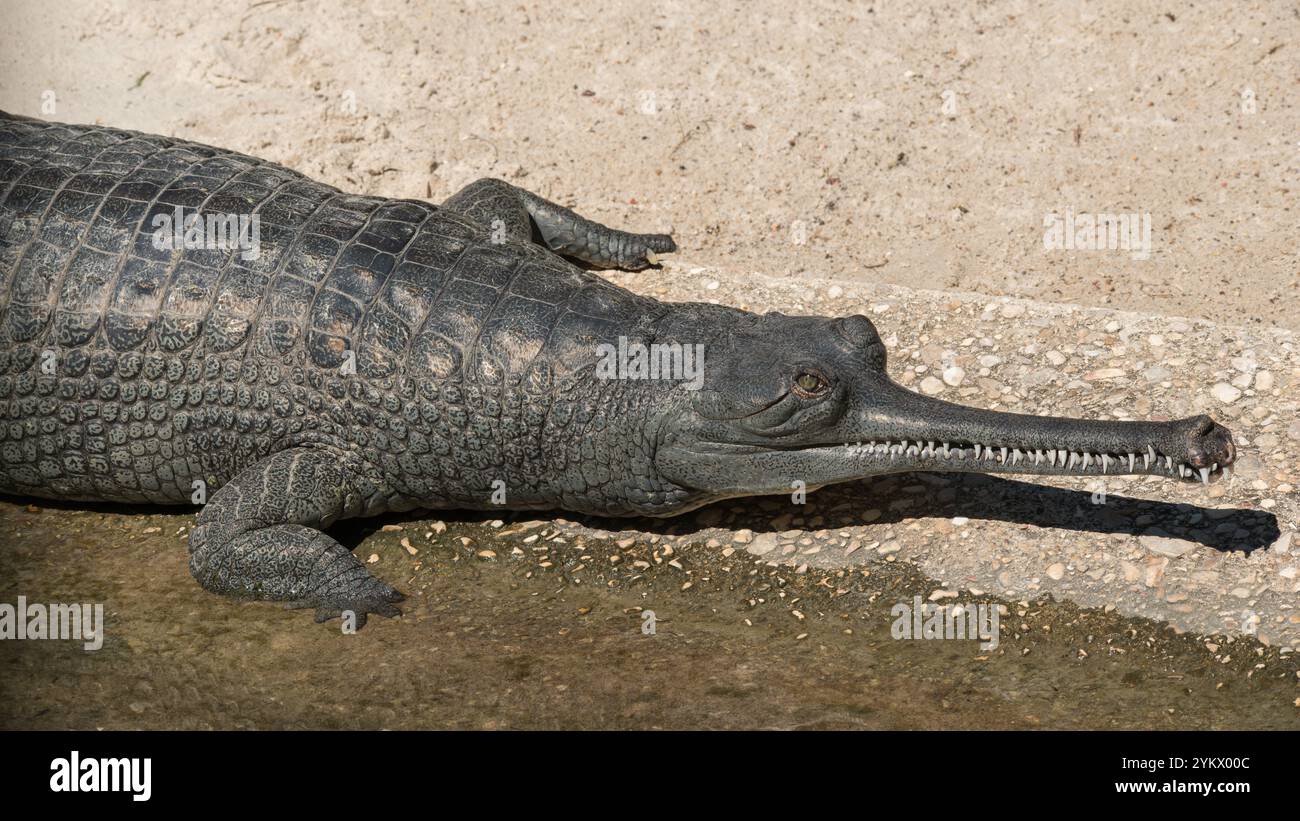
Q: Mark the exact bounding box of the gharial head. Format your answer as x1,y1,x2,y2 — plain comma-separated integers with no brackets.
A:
654,311,1236,505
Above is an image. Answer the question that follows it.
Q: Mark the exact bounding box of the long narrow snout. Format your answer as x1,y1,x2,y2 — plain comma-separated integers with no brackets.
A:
831,376,1236,483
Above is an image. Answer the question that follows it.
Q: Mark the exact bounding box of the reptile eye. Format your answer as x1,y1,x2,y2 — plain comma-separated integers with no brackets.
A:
793,371,828,397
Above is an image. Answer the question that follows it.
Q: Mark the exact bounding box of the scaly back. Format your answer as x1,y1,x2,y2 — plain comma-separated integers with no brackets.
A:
0,112,657,386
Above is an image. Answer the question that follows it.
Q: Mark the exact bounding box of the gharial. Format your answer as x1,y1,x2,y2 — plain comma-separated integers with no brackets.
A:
0,113,1237,626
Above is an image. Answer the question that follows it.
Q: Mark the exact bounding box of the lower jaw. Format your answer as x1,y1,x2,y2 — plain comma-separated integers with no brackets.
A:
822,441,1227,484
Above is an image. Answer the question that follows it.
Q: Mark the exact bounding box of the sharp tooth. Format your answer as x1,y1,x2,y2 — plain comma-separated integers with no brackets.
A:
974,444,982,459
1101,454,1110,473
942,442,950,457
1048,450,1057,467
1012,449,1022,465
1083,452,1092,470
1199,467,1210,485
1143,451,1152,469
1000,447,1008,463
1034,450,1043,465
1127,453,1135,472
1067,452,1078,470
1165,456,1173,472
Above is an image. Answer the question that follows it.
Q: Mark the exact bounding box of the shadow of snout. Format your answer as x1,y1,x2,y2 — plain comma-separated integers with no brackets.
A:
582,472,1280,555
859,473,1278,554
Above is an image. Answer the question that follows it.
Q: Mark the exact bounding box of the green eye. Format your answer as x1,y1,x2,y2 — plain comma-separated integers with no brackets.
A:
794,372,826,395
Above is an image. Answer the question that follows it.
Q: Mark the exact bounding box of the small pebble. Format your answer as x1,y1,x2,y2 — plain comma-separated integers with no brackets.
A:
1211,382,1242,403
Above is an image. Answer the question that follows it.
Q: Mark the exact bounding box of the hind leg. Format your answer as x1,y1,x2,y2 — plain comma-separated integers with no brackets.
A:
442,177,676,270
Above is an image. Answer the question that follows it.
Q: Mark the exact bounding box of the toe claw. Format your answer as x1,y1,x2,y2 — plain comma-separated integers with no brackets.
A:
283,584,405,629
314,607,342,625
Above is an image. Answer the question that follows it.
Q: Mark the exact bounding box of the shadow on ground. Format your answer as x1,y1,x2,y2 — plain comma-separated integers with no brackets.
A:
340,473,1278,555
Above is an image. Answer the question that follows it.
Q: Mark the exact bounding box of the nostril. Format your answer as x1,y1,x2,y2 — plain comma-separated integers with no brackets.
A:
1190,415,1216,436
1181,417,1236,470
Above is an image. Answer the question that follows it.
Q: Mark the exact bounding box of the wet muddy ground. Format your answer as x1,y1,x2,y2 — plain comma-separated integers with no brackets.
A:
1,497,1295,730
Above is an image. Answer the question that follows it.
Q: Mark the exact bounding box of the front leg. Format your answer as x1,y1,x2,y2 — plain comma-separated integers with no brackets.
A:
442,177,676,270
189,447,404,628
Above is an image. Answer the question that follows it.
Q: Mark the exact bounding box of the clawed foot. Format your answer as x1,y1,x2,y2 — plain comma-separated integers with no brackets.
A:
626,233,677,270
285,580,406,629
